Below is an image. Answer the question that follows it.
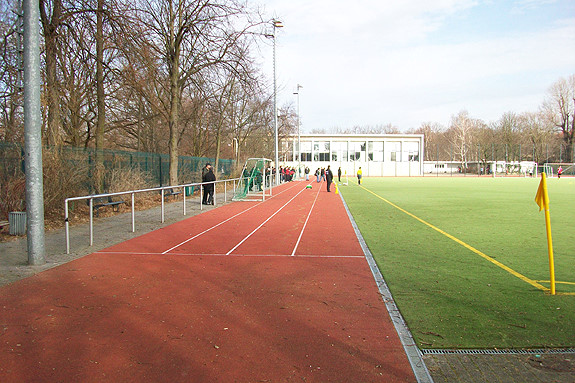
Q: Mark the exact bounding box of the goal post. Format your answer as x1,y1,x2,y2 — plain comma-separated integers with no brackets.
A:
542,164,554,178
233,158,273,201
543,162,575,177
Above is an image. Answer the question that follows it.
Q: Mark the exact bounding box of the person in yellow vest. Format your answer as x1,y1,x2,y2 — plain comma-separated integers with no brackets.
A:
357,167,362,185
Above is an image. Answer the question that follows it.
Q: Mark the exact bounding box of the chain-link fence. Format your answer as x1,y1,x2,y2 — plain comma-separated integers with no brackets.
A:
1,142,234,185
424,142,575,176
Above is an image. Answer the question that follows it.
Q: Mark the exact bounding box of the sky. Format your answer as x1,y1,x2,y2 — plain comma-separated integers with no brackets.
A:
255,0,575,133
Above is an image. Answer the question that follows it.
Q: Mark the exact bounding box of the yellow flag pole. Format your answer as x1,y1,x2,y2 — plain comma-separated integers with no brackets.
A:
540,173,556,295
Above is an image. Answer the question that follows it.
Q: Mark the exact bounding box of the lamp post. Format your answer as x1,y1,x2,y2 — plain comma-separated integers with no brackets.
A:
271,20,282,185
293,84,302,177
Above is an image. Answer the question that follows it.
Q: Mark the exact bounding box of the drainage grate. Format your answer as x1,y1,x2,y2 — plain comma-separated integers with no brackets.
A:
421,348,575,355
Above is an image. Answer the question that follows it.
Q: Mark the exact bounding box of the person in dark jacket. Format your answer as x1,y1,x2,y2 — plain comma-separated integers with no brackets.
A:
326,165,334,192
338,167,342,182
202,164,216,205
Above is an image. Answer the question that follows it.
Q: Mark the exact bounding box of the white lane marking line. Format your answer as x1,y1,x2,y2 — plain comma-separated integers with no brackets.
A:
161,181,304,254
290,180,323,256
96,251,362,258
225,184,311,255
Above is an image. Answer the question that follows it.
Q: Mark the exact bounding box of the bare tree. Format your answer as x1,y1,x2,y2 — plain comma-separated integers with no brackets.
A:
39,0,81,147
519,111,557,163
446,110,477,168
133,0,259,185
0,1,23,142
543,74,575,160
410,122,445,161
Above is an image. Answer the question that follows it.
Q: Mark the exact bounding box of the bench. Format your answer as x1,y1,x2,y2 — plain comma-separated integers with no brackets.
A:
90,196,126,216
0,220,9,230
163,188,181,200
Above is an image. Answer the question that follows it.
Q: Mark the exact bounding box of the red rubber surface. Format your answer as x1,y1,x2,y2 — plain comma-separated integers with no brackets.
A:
0,181,416,382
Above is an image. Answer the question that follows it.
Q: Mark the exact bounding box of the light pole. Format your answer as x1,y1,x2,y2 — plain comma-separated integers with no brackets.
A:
293,84,302,177
271,20,283,185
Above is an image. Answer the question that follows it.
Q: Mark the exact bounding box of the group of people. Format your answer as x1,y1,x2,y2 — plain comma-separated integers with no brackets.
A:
279,166,296,182
200,161,365,205
311,166,336,192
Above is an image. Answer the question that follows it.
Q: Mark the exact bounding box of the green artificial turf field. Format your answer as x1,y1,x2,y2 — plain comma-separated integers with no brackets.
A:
340,176,575,349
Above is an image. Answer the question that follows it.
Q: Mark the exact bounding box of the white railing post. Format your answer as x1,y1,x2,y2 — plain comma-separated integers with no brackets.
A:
89,198,94,246
65,200,70,254
131,193,135,232
183,185,187,216
161,189,165,223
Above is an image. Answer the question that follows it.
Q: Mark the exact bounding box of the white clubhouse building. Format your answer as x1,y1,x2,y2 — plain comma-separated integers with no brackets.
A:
280,133,425,177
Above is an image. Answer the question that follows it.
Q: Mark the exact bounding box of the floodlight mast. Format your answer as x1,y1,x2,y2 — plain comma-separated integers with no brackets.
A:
293,84,302,177
23,0,46,265
272,19,282,186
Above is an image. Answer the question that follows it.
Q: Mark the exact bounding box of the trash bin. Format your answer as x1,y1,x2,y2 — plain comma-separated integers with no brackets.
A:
9,212,26,236
185,186,195,196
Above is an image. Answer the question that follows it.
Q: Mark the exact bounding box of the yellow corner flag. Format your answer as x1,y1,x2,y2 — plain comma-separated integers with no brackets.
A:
535,175,546,211
535,172,555,295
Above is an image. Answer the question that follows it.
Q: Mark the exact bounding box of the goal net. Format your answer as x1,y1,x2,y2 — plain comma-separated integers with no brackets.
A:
233,158,273,201
542,164,554,178
543,163,574,177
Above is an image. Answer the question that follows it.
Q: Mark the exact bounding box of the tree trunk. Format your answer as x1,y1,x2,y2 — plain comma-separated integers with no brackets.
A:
167,0,180,186
40,0,63,148
95,0,105,192
44,32,61,147
215,127,221,175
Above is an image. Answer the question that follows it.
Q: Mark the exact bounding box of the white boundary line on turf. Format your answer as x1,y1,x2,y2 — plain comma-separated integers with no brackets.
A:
161,181,303,254
290,180,323,256
225,182,313,255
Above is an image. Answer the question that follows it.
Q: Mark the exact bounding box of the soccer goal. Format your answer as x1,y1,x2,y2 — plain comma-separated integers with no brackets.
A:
542,164,555,178
544,163,575,177
233,158,273,201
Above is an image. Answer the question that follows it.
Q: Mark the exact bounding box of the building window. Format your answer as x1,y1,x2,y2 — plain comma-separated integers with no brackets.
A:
301,141,312,162
315,141,330,162
331,141,347,162
350,142,364,161
388,141,401,162
403,142,419,162
368,141,374,161
373,141,384,162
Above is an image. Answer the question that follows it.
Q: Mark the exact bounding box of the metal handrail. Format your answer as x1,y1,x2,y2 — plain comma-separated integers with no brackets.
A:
64,177,245,254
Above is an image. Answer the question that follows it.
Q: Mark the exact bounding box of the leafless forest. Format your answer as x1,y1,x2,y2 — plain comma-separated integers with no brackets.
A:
0,0,573,220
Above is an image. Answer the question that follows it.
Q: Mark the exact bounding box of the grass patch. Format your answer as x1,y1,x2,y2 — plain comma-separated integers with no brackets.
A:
340,176,575,349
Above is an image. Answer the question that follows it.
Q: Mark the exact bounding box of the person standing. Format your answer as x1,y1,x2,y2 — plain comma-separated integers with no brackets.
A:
202,164,216,205
315,168,320,183
305,166,310,181
357,167,363,185
326,165,334,192
558,166,563,179
338,167,342,182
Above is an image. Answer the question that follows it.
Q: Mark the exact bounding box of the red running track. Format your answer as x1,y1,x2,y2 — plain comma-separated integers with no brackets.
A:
0,181,416,382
